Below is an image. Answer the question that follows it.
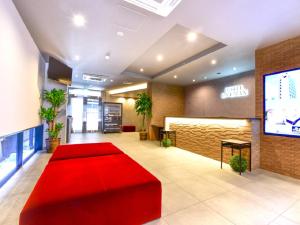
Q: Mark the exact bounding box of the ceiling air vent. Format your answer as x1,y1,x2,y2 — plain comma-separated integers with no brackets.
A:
123,0,182,17
82,74,109,83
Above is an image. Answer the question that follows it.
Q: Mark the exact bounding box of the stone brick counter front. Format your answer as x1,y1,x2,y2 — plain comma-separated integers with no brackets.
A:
165,117,260,170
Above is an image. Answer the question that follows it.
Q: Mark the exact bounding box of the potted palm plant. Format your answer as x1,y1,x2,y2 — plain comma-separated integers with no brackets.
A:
135,92,152,140
39,88,66,153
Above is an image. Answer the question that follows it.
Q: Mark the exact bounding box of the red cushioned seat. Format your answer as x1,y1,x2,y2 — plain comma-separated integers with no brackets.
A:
122,125,136,132
49,142,123,162
20,154,162,225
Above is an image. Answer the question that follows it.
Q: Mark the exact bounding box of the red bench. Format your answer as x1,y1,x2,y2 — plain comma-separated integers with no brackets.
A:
122,125,136,132
20,143,161,225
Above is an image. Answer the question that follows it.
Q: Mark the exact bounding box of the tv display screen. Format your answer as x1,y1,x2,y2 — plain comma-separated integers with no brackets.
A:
264,68,300,137
48,57,72,85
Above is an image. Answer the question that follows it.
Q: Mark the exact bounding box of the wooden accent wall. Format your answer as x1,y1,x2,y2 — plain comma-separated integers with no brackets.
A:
148,82,184,140
256,36,300,178
169,119,260,170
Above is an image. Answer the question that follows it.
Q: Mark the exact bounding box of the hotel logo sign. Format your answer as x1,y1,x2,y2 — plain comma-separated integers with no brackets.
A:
221,85,249,99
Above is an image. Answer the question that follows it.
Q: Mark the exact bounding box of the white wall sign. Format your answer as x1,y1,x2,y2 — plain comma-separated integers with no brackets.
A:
221,85,249,99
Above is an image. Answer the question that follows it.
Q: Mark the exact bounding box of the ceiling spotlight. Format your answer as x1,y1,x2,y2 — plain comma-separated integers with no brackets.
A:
103,79,107,82
192,79,196,82
174,75,178,79
117,31,124,37
156,54,164,62
74,55,80,61
211,59,217,65
73,14,86,27
233,67,237,71
105,53,110,60
140,68,144,72
110,79,114,82
204,76,207,80
187,32,197,42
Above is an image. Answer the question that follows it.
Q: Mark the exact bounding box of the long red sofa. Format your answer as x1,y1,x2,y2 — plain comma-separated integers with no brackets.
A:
20,143,162,225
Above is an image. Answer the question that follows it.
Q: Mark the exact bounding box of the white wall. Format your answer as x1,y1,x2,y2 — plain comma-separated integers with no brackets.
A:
0,0,44,136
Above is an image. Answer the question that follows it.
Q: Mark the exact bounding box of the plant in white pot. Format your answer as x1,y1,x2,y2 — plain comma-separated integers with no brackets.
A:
135,92,152,141
39,88,66,153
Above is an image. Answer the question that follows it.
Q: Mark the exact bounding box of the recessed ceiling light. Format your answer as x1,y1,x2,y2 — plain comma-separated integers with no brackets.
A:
156,54,164,62
140,68,144,72
233,67,237,71
174,75,177,79
74,55,80,61
204,76,207,80
187,32,197,42
73,14,86,27
110,79,114,82
105,53,110,60
192,79,196,82
117,31,124,37
103,79,107,82
211,59,217,65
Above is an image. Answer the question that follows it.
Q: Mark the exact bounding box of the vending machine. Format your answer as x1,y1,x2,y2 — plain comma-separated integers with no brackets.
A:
102,102,122,133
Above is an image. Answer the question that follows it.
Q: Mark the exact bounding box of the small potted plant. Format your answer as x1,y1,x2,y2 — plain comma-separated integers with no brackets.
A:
229,155,248,173
39,88,66,153
162,138,172,147
135,92,152,140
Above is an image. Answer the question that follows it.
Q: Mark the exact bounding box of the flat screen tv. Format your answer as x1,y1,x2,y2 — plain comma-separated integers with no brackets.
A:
48,56,72,85
264,68,300,137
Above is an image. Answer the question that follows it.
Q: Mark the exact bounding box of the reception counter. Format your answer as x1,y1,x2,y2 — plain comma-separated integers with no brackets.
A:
165,117,260,170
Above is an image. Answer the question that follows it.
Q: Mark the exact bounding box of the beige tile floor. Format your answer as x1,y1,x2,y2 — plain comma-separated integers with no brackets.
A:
1,132,300,225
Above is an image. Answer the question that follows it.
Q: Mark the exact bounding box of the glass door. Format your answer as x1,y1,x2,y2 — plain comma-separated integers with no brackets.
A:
70,97,84,133
67,88,102,133
86,97,101,132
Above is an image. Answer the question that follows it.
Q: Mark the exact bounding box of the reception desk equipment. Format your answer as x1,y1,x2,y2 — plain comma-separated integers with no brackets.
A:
165,117,260,170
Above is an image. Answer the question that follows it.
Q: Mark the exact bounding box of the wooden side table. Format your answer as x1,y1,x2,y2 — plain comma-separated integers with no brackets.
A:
220,139,251,175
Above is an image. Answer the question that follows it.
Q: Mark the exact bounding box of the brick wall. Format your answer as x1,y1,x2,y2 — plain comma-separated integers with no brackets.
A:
256,36,300,178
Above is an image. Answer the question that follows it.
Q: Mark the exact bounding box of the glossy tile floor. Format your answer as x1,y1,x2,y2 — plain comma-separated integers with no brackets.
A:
1,132,300,225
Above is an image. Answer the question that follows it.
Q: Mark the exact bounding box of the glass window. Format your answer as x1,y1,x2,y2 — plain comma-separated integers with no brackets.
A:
23,128,35,161
0,134,18,182
0,125,43,187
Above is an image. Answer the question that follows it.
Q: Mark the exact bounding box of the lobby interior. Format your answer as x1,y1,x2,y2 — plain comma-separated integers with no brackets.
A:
1,0,300,225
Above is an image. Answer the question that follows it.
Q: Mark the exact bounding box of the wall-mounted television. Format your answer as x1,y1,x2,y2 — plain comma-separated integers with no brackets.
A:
264,68,300,137
48,56,72,85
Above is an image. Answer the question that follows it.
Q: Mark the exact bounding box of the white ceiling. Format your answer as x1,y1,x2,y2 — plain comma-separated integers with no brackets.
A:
125,24,222,76
12,0,300,88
